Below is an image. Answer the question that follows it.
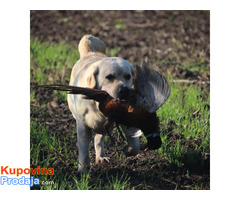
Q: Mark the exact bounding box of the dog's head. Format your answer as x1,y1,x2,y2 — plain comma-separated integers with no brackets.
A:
86,57,134,100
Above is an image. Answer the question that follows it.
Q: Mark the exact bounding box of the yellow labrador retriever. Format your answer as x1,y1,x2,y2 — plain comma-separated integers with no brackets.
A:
68,35,142,171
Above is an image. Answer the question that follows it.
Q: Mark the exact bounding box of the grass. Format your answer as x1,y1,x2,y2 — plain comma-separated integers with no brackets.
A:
155,81,210,167
30,38,79,84
30,118,130,190
157,60,210,74
30,38,210,189
106,46,121,57
114,19,126,30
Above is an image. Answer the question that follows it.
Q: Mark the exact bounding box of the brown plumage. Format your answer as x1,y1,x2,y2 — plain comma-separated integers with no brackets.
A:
41,85,158,132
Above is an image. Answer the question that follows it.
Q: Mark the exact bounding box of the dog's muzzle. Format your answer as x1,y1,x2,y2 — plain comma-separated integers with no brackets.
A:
118,86,137,106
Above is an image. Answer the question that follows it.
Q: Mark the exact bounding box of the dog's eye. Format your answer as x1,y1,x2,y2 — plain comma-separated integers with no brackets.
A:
106,74,115,81
124,74,131,80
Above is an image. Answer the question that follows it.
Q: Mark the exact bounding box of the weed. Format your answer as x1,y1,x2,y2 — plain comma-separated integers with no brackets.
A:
105,173,131,190
114,19,126,30
73,173,91,190
106,47,121,57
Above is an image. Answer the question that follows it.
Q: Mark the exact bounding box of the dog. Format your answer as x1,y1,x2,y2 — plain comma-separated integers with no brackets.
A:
67,35,142,171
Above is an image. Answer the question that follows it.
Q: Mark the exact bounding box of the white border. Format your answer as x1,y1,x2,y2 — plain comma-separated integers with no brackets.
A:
1,0,240,199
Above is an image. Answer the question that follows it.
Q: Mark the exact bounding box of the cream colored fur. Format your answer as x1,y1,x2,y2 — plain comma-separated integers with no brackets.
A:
67,35,140,172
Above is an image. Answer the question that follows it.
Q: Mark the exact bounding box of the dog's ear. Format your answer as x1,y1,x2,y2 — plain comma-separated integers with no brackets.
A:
86,66,99,88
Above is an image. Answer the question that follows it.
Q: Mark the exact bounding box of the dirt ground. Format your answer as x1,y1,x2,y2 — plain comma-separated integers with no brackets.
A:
30,10,210,81
30,10,210,189
30,91,210,189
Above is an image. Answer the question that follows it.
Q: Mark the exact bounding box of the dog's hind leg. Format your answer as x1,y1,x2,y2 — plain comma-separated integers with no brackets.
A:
76,118,92,172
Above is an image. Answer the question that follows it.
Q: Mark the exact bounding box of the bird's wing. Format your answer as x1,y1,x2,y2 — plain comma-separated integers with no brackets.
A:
40,84,112,102
134,60,171,113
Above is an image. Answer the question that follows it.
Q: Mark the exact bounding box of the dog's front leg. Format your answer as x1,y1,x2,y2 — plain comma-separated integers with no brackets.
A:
76,118,92,172
94,134,110,164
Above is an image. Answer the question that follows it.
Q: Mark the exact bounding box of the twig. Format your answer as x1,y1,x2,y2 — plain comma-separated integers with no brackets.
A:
172,79,210,84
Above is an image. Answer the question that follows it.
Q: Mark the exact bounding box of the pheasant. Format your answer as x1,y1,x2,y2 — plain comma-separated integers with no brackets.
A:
41,60,171,151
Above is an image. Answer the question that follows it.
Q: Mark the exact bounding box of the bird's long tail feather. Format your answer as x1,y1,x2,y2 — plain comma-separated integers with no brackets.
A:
39,84,111,102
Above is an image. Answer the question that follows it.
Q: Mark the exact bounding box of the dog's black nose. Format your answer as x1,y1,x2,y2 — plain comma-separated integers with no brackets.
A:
118,85,130,100
118,86,137,106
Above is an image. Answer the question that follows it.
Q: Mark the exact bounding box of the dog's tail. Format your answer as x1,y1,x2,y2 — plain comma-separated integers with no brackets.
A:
78,35,106,58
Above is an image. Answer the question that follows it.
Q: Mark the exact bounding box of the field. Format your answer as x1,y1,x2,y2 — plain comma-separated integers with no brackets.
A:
30,10,210,190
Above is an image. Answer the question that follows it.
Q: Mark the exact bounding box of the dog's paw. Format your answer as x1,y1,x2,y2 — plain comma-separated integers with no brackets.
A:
123,146,139,157
96,156,110,164
78,164,90,173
